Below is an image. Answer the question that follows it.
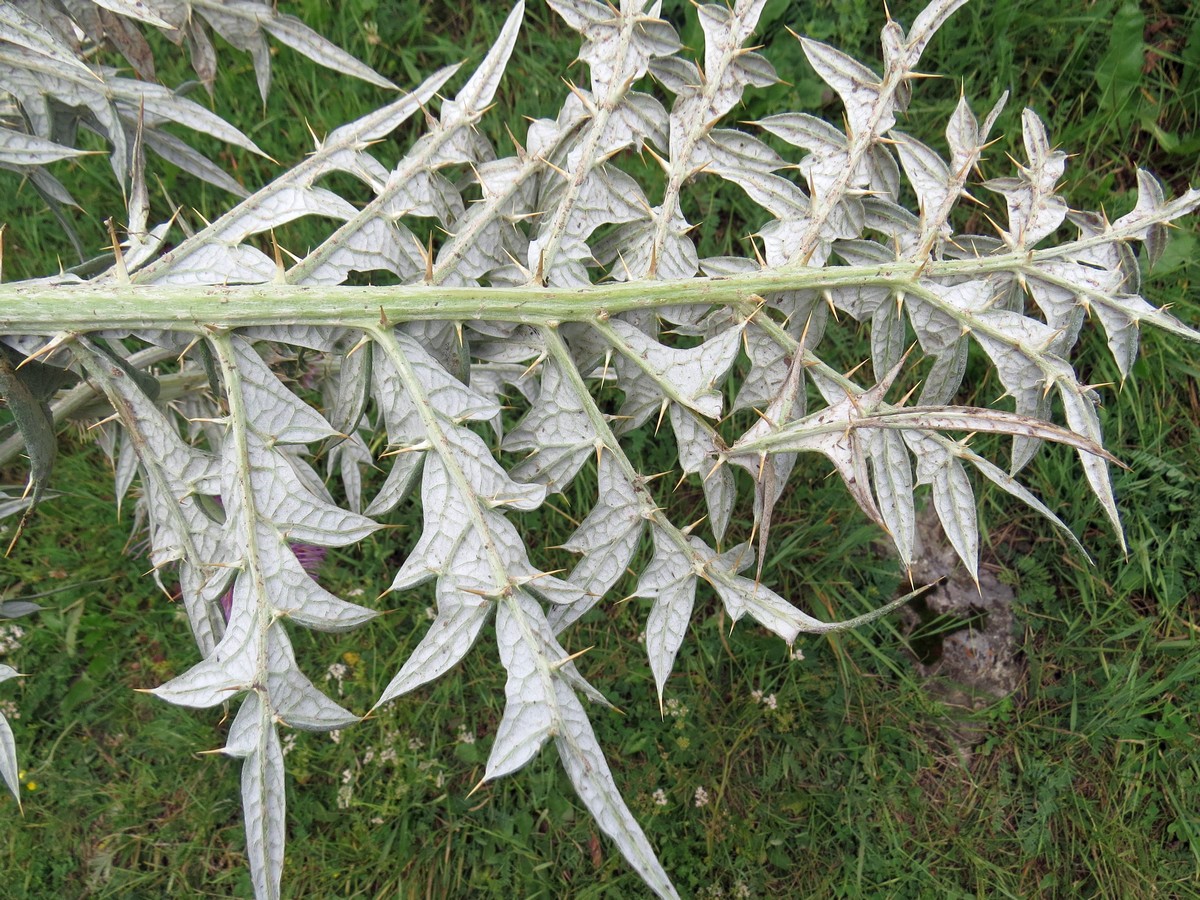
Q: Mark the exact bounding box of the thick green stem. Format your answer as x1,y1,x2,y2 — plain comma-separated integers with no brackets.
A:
0,256,1030,334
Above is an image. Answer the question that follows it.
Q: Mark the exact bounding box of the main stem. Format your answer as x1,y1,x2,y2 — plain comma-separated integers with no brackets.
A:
0,256,1039,334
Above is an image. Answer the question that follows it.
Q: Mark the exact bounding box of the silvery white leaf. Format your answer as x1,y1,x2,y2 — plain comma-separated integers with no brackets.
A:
902,0,971,62
1057,380,1123,549
222,693,286,900
649,54,700,96
267,538,378,633
145,243,277,286
0,601,42,619
0,704,17,805
604,319,742,425
1112,169,1174,266
484,596,558,781
140,128,250,197
800,38,888,139
599,91,670,157
691,0,774,119
0,4,96,80
549,0,680,96
904,292,965,357
364,447,423,518
260,11,396,91
183,15,219,92
555,679,680,900
531,165,650,287
865,427,915,567
967,309,1075,470
326,339,372,438
963,447,1088,559
377,575,492,705
506,357,594,491
74,339,228,655
894,132,951,230
917,337,968,405
550,452,644,633
0,663,21,804
150,599,256,707
636,525,696,704
139,64,460,285
595,208,698,281
984,109,1068,248
402,321,471,383
229,337,338,444
440,3,525,129
107,68,266,155
373,331,498,449
756,111,846,157
443,425,546,511
861,198,919,254
266,628,359,730
871,298,906,380
91,0,173,29
669,404,734,541
0,125,89,165
903,431,979,581
732,372,894,532
390,433,543,591
732,313,819,416
299,218,424,286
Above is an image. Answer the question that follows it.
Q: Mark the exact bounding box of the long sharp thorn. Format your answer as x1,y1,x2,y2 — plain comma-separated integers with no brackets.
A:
550,646,595,671
106,218,128,284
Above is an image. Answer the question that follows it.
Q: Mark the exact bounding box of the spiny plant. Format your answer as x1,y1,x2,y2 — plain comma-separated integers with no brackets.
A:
1,1,1197,897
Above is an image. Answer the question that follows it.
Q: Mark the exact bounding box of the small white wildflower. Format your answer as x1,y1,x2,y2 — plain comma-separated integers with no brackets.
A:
330,729,342,744
363,747,376,765
341,767,354,785
764,694,777,711
664,697,688,719
336,783,352,810
380,746,398,764
434,771,445,789
407,737,424,751
0,624,26,655
733,882,751,899
652,788,668,807
750,689,763,704
456,725,476,745
281,733,296,756
693,786,709,808
370,816,384,825
790,647,805,662
346,587,366,598
424,606,436,621
0,699,19,721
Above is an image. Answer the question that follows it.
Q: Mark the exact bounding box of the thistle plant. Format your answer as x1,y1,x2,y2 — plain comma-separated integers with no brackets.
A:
1,1,1197,897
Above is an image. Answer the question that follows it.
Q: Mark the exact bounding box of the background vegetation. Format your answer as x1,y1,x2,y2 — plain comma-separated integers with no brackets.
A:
1,1,1198,896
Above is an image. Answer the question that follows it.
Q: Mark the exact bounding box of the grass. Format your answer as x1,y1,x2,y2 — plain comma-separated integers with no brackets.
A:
2,0,1200,897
